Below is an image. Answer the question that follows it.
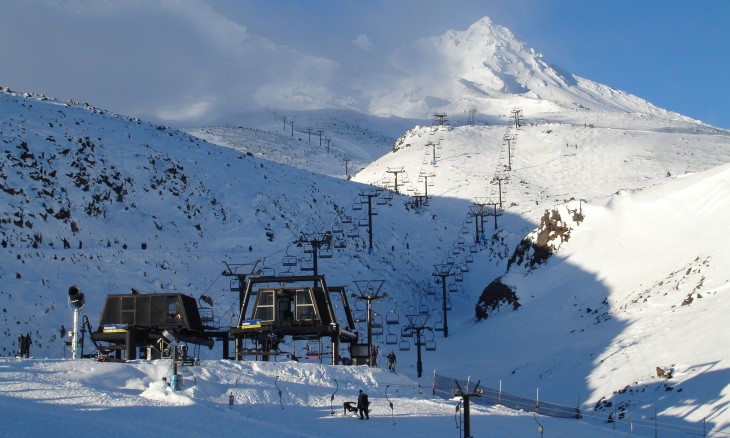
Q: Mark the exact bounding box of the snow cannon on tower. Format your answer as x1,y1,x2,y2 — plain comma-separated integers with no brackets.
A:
67,285,85,359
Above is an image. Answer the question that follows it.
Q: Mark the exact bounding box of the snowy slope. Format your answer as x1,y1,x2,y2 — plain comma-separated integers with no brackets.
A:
0,90,452,360
3,84,730,436
0,358,628,438
185,108,420,179
2,12,730,436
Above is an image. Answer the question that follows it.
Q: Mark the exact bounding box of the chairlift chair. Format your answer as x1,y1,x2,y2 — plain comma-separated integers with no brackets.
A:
399,340,411,351
401,325,413,338
469,245,478,254
448,284,458,293
282,256,297,267
305,341,322,359
300,260,314,272
319,247,333,259
419,304,429,315
386,310,399,325
465,254,474,263
352,202,363,211
425,341,437,351
259,267,275,276
386,334,398,345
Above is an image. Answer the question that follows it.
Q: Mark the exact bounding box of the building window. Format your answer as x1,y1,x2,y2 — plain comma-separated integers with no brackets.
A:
295,289,316,321
254,290,274,321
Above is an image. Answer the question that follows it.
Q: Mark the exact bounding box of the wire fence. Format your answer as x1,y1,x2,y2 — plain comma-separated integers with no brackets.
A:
433,373,580,419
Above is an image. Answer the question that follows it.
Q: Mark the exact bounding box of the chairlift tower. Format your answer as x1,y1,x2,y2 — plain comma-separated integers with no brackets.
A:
510,108,524,128
468,204,486,244
504,136,515,171
473,197,490,241
359,189,381,254
487,201,503,229
468,106,478,125
426,141,438,165
420,172,435,203
405,314,431,377
491,175,508,210
433,113,448,126
296,231,333,285
386,167,406,194
432,263,455,338
351,280,387,367
454,379,485,438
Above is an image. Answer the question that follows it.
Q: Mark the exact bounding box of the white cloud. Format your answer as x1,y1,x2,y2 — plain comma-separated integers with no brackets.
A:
0,0,342,125
352,34,374,51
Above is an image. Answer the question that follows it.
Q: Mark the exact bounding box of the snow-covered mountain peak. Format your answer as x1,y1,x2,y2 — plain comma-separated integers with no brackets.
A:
369,16,686,123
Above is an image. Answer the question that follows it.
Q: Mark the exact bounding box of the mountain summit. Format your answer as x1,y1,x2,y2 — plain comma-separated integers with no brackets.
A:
363,17,685,122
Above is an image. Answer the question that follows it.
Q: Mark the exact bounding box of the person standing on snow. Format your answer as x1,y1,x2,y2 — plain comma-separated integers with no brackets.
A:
386,350,397,372
357,389,370,420
370,345,379,367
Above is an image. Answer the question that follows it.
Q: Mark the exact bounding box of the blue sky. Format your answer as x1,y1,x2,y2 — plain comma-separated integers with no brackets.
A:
1,0,727,128
217,0,728,128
